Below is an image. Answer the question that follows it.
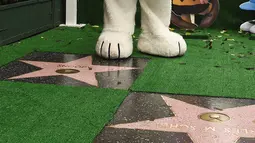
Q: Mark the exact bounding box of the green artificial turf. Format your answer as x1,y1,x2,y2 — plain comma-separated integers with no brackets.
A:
0,24,254,143
131,29,255,98
0,25,254,99
0,81,128,142
0,26,100,67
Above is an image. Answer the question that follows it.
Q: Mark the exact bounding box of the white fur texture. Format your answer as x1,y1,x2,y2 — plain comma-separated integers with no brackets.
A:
138,0,187,57
138,32,187,57
96,0,187,59
240,20,255,32
96,0,137,59
96,31,133,59
250,25,255,34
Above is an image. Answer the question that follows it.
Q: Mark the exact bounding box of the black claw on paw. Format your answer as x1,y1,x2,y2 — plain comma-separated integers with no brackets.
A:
178,42,181,56
118,43,120,59
100,41,104,57
108,43,111,59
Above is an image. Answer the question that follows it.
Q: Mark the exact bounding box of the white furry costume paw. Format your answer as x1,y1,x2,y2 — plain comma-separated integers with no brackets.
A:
240,20,255,33
96,0,187,59
250,25,255,34
138,0,187,57
96,32,133,59
138,32,187,57
95,0,137,59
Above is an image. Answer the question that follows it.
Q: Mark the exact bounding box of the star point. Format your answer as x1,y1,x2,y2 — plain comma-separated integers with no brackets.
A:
109,96,255,143
8,56,138,86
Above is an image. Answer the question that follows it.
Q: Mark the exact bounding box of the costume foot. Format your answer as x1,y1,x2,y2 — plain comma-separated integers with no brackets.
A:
138,32,187,57
96,31,133,59
240,21,255,32
250,25,255,34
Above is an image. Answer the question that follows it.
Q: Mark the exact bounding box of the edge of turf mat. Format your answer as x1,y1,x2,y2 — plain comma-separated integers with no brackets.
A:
130,90,255,100
0,81,129,142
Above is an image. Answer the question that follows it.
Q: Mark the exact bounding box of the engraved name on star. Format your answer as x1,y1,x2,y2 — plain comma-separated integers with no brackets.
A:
108,96,255,143
9,56,138,86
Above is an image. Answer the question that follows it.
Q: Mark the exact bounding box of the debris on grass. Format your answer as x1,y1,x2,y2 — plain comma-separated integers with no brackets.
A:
64,41,72,46
179,62,186,65
229,53,250,58
92,25,100,28
227,39,235,41
222,38,235,41
246,67,255,70
203,39,213,49
185,29,195,33
248,52,254,55
169,28,175,31
185,32,192,36
229,44,234,47
237,54,245,58
220,30,227,34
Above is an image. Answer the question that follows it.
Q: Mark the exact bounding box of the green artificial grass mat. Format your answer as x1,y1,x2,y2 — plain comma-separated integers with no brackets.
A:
0,25,254,99
0,81,128,142
131,30,255,99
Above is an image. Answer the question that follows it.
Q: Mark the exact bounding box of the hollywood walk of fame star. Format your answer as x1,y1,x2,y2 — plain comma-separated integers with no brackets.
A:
108,96,255,143
8,56,138,86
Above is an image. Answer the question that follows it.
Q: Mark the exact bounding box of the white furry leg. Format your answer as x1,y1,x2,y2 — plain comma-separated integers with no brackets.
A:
96,0,137,59
138,0,187,57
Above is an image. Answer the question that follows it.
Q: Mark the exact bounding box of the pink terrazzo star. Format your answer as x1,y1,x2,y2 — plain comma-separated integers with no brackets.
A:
9,56,138,86
109,96,255,143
